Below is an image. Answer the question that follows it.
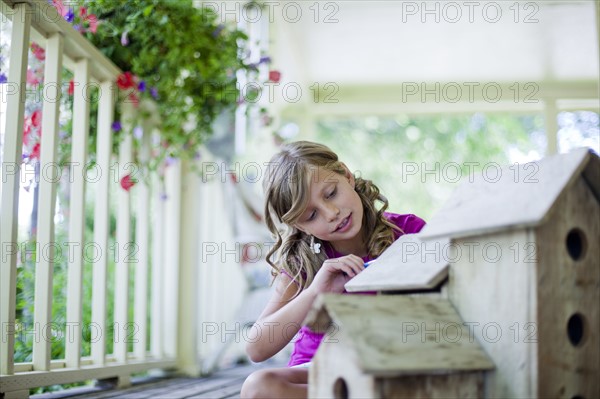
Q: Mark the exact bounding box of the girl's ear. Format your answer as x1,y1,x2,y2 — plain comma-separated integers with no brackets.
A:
293,224,306,234
341,163,355,188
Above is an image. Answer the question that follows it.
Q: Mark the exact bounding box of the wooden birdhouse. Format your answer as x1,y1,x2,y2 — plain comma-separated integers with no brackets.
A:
419,147,599,398
304,294,494,399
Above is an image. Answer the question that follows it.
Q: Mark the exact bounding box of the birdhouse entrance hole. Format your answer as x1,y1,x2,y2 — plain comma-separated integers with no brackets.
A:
566,228,587,261
333,377,349,399
567,313,586,347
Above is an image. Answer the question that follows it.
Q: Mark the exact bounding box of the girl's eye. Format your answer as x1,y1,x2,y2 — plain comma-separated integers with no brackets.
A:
307,211,316,221
326,188,337,199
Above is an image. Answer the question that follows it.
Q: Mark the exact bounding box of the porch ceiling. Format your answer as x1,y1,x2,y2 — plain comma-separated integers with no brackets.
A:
271,1,599,87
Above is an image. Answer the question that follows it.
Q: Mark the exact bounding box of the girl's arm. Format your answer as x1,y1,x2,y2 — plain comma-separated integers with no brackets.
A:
245,273,318,362
245,254,365,362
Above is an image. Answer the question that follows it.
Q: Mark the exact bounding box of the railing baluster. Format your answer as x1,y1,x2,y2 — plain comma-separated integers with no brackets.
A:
134,121,151,359
91,80,115,366
163,160,182,358
32,32,64,371
178,160,200,374
151,164,164,359
63,58,90,369
114,132,132,363
0,2,32,376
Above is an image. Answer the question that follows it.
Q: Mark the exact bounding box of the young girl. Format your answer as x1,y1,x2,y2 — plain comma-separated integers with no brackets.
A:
240,141,425,399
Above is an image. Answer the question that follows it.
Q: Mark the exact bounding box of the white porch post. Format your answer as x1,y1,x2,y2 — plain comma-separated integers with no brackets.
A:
162,157,201,375
33,32,64,370
177,159,201,375
163,159,182,359
134,121,152,360
62,57,90,370
91,81,115,366
114,132,133,365
151,163,165,359
0,2,31,376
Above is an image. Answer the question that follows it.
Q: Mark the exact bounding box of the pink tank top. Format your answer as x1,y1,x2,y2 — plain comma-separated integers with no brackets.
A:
287,212,426,366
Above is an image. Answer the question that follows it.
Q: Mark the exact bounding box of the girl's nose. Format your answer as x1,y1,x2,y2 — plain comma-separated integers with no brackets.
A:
325,204,340,221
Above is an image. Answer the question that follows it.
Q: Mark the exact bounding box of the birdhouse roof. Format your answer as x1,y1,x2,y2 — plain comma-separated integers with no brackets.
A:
304,294,494,376
419,148,599,240
344,234,449,292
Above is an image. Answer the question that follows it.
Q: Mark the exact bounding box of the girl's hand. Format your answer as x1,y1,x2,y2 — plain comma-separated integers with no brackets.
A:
308,254,365,295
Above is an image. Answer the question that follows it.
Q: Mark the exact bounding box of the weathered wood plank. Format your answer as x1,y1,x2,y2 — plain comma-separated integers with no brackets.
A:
79,378,198,399
536,177,599,399
377,372,485,398
30,362,283,398
306,295,494,375
448,229,538,398
345,234,449,292
116,377,236,399
186,380,245,399
420,148,593,240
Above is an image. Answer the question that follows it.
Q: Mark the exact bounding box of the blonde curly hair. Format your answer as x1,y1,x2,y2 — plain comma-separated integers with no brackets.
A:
262,141,401,296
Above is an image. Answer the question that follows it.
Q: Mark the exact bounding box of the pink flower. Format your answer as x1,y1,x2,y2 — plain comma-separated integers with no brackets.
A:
52,0,69,18
31,109,42,127
268,70,281,83
30,42,45,61
68,79,74,95
120,174,137,191
23,120,32,144
30,143,41,160
26,69,40,86
79,6,87,19
86,14,98,33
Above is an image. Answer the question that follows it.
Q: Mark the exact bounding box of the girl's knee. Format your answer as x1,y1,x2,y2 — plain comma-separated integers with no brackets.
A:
241,369,281,399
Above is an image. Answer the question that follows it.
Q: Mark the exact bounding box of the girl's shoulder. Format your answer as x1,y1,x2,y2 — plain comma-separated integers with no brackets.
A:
383,212,426,236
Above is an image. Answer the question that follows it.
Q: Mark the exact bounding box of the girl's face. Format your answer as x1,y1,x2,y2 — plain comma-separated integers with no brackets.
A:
294,165,365,255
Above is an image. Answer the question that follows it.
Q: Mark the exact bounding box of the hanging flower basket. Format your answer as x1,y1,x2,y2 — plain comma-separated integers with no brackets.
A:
64,0,261,164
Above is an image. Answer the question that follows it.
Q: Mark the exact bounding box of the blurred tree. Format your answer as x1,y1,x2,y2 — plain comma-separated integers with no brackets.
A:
315,113,550,220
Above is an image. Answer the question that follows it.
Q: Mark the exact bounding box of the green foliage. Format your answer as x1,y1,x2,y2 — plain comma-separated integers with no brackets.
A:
315,113,546,220
82,0,250,161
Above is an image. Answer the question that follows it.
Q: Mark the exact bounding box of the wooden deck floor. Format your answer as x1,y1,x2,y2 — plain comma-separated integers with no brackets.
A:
31,361,286,399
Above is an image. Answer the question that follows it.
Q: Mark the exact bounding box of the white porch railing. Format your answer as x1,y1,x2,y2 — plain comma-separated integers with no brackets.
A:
0,0,194,396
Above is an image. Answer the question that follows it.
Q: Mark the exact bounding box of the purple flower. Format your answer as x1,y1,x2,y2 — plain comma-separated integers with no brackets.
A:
65,8,75,23
165,156,176,166
150,87,159,99
0,73,7,84
160,193,168,201
73,24,82,32
111,121,122,132
138,81,146,92
212,24,225,37
259,56,271,64
133,125,143,139
121,31,129,46
194,151,201,160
